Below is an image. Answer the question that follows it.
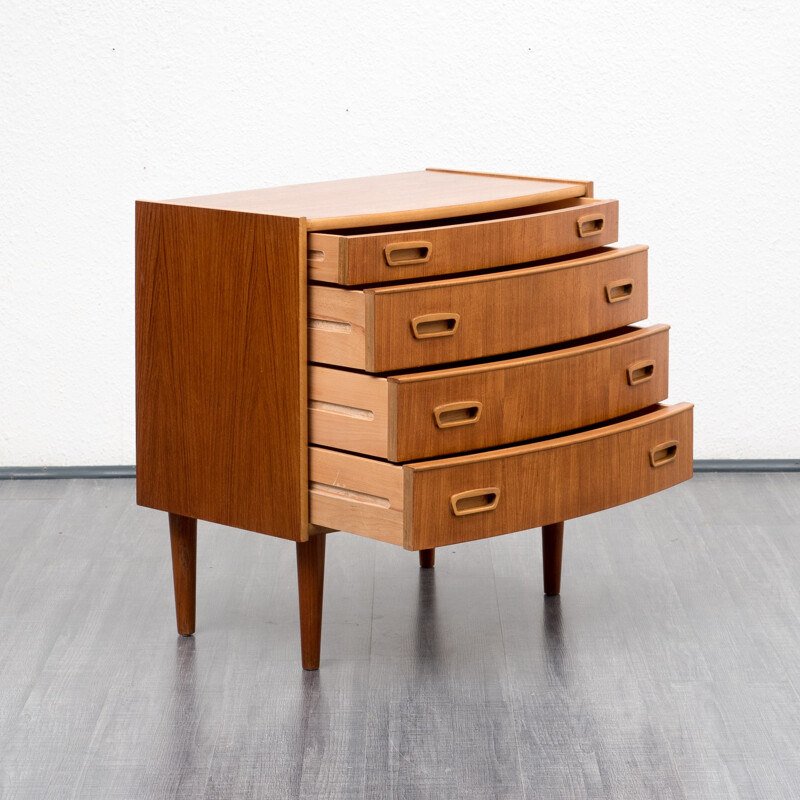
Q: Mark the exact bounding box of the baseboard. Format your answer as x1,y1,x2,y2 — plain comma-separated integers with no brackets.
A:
1,460,799,480
693,460,800,472
0,466,136,480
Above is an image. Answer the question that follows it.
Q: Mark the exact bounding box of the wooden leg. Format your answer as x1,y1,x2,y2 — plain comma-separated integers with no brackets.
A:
542,521,564,596
419,548,436,568
168,513,197,636
296,533,326,670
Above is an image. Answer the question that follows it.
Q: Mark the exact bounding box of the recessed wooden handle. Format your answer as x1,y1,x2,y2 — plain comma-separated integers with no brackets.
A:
577,213,605,237
605,279,634,303
384,240,432,266
649,440,678,468
450,487,500,516
433,401,483,429
411,313,460,339
626,359,655,386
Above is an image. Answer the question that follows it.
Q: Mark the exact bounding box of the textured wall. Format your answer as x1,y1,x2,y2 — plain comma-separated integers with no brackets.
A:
1,1,798,464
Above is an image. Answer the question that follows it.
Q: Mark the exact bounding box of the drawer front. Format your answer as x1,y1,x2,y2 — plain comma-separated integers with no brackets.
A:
308,197,618,285
407,403,693,549
308,403,693,549
373,245,647,371
391,324,669,461
308,325,669,461
308,246,648,372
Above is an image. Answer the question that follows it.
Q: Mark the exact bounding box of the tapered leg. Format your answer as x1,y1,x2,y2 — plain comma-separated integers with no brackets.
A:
542,521,564,596
296,533,326,670
168,513,197,635
419,548,436,568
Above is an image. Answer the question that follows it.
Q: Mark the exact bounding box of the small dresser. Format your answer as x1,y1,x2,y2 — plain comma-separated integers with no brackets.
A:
136,169,693,669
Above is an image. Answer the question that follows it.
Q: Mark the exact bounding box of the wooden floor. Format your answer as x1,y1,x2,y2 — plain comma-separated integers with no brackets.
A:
1,474,800,799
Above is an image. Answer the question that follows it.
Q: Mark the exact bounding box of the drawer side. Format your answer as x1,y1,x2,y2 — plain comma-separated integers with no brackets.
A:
308,447,405,545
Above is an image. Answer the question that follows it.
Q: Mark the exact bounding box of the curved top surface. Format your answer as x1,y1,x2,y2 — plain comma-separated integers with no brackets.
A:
163,169,590,230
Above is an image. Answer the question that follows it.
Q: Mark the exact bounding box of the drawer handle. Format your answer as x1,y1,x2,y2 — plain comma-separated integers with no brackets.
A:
577,213,605,237
605,279,634,303
626,359,656,386
450,487,500,517
649,440,678,468
433,401,483,429
384,240,432,266
411,313,460,339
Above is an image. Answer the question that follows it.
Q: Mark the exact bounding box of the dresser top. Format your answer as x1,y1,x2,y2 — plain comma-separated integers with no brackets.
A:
162,168,590,231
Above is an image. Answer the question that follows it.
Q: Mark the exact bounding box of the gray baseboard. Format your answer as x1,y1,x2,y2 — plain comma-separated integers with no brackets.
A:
1,460,799,480
0,466,136,480
693,459,800,472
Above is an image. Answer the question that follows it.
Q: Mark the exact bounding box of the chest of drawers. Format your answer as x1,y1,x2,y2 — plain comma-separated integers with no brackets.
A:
135,168,693,670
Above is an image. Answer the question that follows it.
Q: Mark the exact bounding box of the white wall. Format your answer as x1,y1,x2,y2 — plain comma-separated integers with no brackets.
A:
2,0,798,465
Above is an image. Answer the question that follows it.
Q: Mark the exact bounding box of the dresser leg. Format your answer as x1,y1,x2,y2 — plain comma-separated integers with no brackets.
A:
542,522,564,596
419,548,436,568
168,513,197,636
296,533,326,670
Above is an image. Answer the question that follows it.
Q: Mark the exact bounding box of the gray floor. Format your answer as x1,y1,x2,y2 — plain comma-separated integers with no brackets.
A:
1,474,800,799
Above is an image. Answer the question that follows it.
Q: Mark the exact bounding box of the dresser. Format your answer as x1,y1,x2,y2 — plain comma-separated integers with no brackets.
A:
135,168,693,670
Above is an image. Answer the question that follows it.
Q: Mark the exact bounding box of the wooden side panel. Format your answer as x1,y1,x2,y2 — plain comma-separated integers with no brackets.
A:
330,198,618,284
391,325,669,461
308,447,405,545
369,246,648,372
135,202,307,539
308,366,390,458
307,284,368,369
407,404,693,549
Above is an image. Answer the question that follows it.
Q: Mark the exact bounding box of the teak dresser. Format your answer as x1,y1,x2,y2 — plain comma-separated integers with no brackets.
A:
135,168,693,669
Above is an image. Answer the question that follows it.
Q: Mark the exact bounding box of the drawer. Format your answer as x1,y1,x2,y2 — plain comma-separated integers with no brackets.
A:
308,245,648,372
309,402,693,549
309,324,669,461
308,196,618,285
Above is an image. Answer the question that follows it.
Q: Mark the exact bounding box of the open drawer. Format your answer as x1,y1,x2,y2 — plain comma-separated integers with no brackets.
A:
308,196,619,285
309,403,693,549
309,324,670,461
308,245,648,372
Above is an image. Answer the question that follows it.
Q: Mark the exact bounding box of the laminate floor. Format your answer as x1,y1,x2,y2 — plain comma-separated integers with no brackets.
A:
1,474,799,799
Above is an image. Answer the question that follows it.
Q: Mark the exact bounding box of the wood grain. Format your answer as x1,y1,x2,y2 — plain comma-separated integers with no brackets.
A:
406,403,694,549
308,324,669,461
307,284,368,370
308,366,390,458
296,533,326,670
164,169,589,231
426,166,593,198
308,197,618,284
389,324,668,461
136,202,307,539
308,447,405,546
541,521,564,596
168,512,197,635
308,245,649,372
370,244,646,371
309,404,693,550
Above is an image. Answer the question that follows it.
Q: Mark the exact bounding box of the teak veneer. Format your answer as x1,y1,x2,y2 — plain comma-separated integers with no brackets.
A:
309,324,670,461
308,245,648,372
135,168,694,669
